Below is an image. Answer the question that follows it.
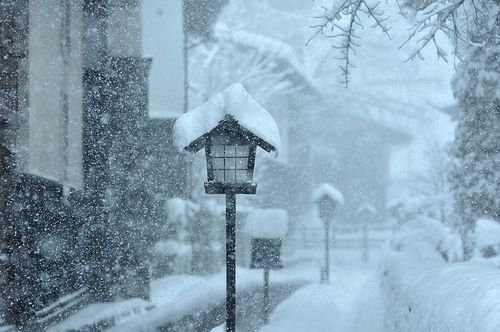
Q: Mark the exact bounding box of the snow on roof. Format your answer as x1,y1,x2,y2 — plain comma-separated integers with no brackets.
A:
173,83,281,155
357,202,378,215
244,208,289,239
217,28,318,92
475,218,500,247
312,183,344,205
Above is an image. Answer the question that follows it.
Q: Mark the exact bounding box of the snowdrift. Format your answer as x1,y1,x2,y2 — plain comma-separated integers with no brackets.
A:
381,218,500,332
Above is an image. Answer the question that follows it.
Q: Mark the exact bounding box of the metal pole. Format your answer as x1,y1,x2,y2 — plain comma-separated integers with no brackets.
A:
226,192,236,332
362,221,369,262
324,216,330,284
263,268,270,324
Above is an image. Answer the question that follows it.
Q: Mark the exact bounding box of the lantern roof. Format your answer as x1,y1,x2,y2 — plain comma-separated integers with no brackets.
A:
357,202,377,215
312,183,344,205
173,83,281,155
244,208,289,239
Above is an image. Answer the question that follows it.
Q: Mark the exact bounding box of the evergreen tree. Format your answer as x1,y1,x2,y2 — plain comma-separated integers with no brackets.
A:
450,16,500,258
309,0,499,258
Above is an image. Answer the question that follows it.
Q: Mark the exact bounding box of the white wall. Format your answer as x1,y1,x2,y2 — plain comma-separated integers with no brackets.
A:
142,0,184,116
27,0,83,189
108,0,142,57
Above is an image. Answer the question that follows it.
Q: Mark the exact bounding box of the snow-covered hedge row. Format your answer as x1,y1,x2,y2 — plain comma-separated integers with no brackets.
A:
381,217,500,332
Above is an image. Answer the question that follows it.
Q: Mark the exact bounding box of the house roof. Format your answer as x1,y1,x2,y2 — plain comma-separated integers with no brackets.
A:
173,83,281,155
216,27,320,94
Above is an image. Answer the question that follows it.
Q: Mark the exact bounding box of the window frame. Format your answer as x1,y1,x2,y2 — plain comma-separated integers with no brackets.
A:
206,142,256,183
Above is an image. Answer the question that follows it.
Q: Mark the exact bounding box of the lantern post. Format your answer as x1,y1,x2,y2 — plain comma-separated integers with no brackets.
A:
312,184,344,284
356,203,377,263
173,83,281,332
226,191,236,330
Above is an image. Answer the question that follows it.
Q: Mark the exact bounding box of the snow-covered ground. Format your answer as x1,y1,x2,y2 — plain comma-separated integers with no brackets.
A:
48,228,385,332
49,260,314,331
381,217,500,332
260,246,385,332
49,221,500,332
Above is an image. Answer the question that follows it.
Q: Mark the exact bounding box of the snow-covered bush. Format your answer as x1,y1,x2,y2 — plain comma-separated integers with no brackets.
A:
381,215,500,332
474,218,500,259
389,215,462,262
190,199,225,274
152,240,192,278
152,198,199,277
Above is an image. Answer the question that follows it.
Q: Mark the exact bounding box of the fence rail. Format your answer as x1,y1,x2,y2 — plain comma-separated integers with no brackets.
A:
299,225,394,249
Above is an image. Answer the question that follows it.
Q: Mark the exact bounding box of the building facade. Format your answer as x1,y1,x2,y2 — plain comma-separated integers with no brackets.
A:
0,0,187,327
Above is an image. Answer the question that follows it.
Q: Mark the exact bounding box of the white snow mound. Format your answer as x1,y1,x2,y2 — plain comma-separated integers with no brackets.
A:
173,82,281,155
475,218,500,247
312,183,344,205
244,208,289,239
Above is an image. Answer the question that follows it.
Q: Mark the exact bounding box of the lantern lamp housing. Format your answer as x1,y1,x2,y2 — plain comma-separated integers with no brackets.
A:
184,115,275,194
316,195,337,219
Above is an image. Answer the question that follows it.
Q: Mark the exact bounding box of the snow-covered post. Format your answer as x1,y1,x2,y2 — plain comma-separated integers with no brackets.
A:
312,184,344,284
356,203,377,263
173,83,281,332
244,209,288,324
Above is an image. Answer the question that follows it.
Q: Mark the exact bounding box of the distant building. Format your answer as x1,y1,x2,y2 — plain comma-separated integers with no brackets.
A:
213,0,413,230
195,28,410,228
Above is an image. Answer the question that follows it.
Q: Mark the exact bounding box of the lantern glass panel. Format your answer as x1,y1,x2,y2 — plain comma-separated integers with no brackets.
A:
227,159,236,169
210,145,250,182
211,146,224,157
224,146,235,156
214,170,225,182
235,146,249,157
236,158,248,169
236,170,249,182
212,158,224,169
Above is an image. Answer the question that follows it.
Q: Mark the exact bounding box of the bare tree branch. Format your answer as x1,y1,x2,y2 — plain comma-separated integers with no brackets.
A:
308,0,497,85
307,0,391,87
400,0,465,61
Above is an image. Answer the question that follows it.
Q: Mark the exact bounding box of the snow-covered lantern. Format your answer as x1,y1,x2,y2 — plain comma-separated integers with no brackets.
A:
312,183,343,284
244,209,288,270
312,183,344,220
174,83,281,332
173,83,280,194
356,202,377,221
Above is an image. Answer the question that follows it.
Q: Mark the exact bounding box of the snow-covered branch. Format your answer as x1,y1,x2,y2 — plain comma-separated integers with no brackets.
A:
307,0,391,87
308,0,498,83
400,0,465,62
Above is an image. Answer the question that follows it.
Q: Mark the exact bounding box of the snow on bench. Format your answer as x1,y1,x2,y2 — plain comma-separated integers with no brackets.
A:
243,208,289,239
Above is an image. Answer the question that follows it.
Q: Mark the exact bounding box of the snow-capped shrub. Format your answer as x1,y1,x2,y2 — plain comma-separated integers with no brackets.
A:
151,240,192,277
474,218,500,259
389,215,461,262
381,252,500,332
